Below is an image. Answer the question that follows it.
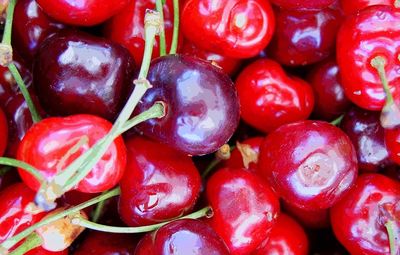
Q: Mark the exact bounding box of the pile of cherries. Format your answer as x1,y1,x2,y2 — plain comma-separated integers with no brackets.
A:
0,0,399,254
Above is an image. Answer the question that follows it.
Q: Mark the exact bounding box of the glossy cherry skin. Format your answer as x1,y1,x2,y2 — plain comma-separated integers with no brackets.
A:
341,107,392,172
267,7,342,66
34,30,135,121
181,0,275,58
340,0,396,15
307,60,351,121
105,0,177,66
119,136,201,226
0,107,7,157
331,174,400,255
258,120,358,210
252,214,309,255
236,59,314,133
206,168,280,255
135,219,230,255
134,55,240,156
385,128,400,165
74,231,138,255
36,0,131,26
282,201,330,229
12,0,66,66
337,5,400,111
269,0,335,10
17,114,127,193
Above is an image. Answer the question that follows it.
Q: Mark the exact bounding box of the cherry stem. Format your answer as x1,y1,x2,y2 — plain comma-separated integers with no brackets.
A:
91,191,108,222
169,0,179,54
155,0,166,56
201,145,235,179
0,166,10,176
1,0,14,45
72,206,211,233
0,187,120,250
7,233,42,255
371,56,394,106
385,220,399,255
330,114,344,126
0,157,45,184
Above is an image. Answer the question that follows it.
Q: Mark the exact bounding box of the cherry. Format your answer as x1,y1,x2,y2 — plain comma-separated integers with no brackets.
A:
35,0,131,26
0,107,7,157
269,0,336,10
236,59,314,133
330,174,400,255
385,127,400,165
25,248,67,255
74,231,138,255
267,7,342,66
0,169,20,192
258,120,358,210
33,30,135,121
340,106,393,172
340,0,397,15
134,219,230,255
119,136,201,226
283,201,330,229
206,168,280,255
337,5,400,111
181,0,275,58
17,114,127,193
12,0,66,66
307,60,351,121
134,55,240,156
253,214,309,255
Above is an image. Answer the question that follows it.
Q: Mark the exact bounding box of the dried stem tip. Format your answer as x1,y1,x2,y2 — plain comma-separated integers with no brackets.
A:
0,43,12,67
144,9,163,35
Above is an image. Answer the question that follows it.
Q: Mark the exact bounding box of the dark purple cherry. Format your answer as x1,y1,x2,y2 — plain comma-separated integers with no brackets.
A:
134,219,230,255
134,55,240,156
340,107,393,172
33,30,135,120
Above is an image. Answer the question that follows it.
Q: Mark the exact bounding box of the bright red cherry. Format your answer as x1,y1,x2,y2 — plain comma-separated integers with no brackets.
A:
331,174,400,255
17,114,127,193
206,168,280,255
282,201,330,229
258,120,358,210
267,7,342,66
337,5,400,111
35,0,131,26
340,0,397,15
181,0,275,58
236,59,314,133
385,127,400,165
0,107,7,157
253,214,309,255
134,55,240,156
307,60,351,121
119,136,201,226
269,0,335,10
135,219,230,255
12,0,66,66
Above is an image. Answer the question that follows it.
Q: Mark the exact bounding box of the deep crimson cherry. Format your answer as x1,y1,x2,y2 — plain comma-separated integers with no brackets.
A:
385,127,400,165
307,60,351,121
25,248,68,255
236,59,314,133
282,201,330,229
252,214,309,255
134,55,240,156
340,0,396,15
181,0,275,58
258,120,358,210
331,174,400,255
35,0,131,26
105,0,178,66
337,5,400,111
33,30,135,121
119,136,201,226
74,231,138,255
341,107,393,172
135,219,230,255
17,114,127,193
269,0,335,10
0,170,20,192
267,7,342,66
0,107,7,157
12,0,66,66
206,168,280,255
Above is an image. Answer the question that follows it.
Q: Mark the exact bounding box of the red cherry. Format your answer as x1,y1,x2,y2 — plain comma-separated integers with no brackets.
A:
35,0,131,26
0,107,7,157
0,170,20,192
236,59,314,133
17,114,127,193
206,168,280,255
258,120,358,210
267,7,342,66
330,174,400,255
282,201,330,229
181,0,275,58
340,0,396,15
118,136,201,226
25,248,67,255
269,0,335,10
337,5,400,111
253,214,309,255
385,127,400,165
307,60,351,121
222,137,263,172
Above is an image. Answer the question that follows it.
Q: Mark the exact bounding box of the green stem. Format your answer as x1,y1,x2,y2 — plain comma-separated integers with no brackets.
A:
330,114,344,126
155,0,166,56
1,0,15,45
119,102,165,134
371,56,394,106
73,206,211,233
201,159,221,179
385,220,399,255
0,157,45,184
8,233,42,255
91,191,108,222
0,166,11,176
169,0,179,54
0,187,120,250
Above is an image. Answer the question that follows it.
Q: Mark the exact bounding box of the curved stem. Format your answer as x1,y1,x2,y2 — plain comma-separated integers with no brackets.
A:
330,114,344,126
91,191,108,222
169,0,179,54
371,56,394,106
119,102,165,134
385,220,399,255
155,0,166,56
0,157,45,184
0,166,11,176
72,206,211,233
1,0,15,45
201,158,221,179
8,233,42,255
